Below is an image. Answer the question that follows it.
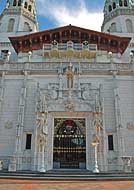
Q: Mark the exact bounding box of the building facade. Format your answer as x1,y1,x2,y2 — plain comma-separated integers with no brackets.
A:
0,0,134,173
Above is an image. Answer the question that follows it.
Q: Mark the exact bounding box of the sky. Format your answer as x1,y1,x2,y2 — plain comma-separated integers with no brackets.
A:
0,0,104,32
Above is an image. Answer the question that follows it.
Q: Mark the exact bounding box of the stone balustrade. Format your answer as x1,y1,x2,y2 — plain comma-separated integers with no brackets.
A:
0,62,132,74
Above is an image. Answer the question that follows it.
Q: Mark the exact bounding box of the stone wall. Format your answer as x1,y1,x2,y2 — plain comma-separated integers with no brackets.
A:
0,63,133,172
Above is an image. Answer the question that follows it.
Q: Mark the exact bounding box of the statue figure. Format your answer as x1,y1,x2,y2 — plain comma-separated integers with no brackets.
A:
36,83,41,112
36,86,48,145
36,112,48,135
36,83,48,113
65,62,74,89
36,111,48,172
35,84,49,172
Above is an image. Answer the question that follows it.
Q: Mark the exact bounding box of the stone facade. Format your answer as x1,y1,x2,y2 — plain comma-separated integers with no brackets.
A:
0,0,134,172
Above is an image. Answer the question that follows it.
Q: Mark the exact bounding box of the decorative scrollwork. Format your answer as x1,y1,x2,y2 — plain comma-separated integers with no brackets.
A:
64,99,75,111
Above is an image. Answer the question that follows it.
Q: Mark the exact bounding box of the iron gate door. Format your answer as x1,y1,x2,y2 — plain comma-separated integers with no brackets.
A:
53,119,86,169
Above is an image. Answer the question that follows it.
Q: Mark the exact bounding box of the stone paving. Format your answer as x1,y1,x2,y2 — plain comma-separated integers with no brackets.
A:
0,179,134,190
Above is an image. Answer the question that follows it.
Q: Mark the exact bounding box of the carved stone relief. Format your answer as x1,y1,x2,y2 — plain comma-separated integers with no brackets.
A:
127,123,134,130
82,90,92,100
81,83,100,101
4,121,13,129
49,89,58,100
64,99,75,112
35,79,102,113
107,157,118,164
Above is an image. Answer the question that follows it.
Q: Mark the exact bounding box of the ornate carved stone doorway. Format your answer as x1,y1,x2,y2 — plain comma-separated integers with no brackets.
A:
53,118,86,169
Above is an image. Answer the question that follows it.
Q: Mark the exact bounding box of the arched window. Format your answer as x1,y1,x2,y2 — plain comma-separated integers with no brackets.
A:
18,0,21,6
7,18,15,32
109,5,112,12
126,19,133,33
23,22,31,32
124,0,128,6
28,5,32,12
13,0,17,6
111,22,117,32
119,0,123,6
24,2,28,9
113,2,116,9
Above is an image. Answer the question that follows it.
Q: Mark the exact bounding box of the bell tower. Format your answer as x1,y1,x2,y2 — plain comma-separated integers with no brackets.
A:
0,0,38,34
101,0,134,37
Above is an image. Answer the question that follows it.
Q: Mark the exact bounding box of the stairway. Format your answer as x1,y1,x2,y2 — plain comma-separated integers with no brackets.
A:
0,170,134,181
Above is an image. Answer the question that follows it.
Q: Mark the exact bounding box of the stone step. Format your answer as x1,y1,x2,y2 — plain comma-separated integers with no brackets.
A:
0,171,134,181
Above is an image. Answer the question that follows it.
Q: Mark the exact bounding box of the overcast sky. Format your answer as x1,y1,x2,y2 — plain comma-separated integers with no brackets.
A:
0,0,104,31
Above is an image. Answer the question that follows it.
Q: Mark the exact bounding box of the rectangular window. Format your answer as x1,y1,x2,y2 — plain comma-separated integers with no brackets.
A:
108,135,114,151
26,134,32,150
1,50,9,59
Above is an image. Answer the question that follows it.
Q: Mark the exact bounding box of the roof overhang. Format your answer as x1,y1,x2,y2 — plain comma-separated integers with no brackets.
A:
9,25,131,54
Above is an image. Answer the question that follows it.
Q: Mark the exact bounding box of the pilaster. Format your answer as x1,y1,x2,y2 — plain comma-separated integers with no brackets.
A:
0,72,5,108
15,71,28,171
114,86,125,169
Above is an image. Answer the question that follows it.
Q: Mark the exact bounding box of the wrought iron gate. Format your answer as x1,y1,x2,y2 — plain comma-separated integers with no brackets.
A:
53,119,86,169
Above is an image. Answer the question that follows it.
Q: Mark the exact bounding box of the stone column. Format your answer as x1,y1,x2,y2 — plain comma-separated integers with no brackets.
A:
37,117,48,173
39,142,46,172
93,91,104,171
36,91,48,172
36,121,48,173
92,135,100,173
59,73,63,98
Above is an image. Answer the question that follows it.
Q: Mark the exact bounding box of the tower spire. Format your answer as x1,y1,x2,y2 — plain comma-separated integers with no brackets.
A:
0,0,38,34
101,0,134,59
102,0,133,35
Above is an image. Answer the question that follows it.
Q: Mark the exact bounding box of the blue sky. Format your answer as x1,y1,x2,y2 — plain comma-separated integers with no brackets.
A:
0,0,104,31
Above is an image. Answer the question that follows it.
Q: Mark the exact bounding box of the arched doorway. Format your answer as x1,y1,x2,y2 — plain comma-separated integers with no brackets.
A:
53,118,86,169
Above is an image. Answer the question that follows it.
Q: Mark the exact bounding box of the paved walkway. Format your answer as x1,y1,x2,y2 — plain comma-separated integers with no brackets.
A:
0,179,134,190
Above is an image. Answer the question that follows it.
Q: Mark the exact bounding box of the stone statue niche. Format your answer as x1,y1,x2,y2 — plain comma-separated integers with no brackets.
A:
65,62,74,89
36,91,48,136
36,87,48,172
36,110,48,172
36,84,48,143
